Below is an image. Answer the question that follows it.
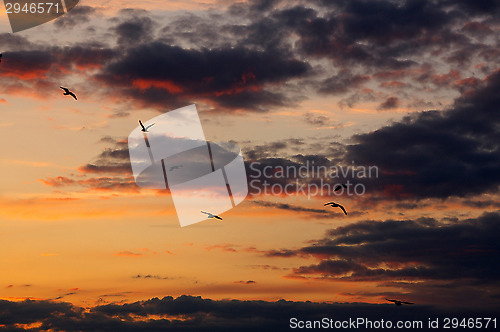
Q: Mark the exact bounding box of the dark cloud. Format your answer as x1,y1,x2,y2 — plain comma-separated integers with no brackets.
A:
377,96,400,110
234,280,257,284
318,70,370,95
0,33,34,50
79,142,131,175
0,45,116,100
338,89,376,109
303,112,329,126
243,139,305,160
462,199,500,209
0,299,80,326
345,68,500,199
446,0,500,16
53,292,78,300
0,296,495,331
58,45,117,71
54,5,97,28
132,274,170,280
98,43,310,112
56,57,500,201
113,15,154,46
1,50,58,78
283,212,500,307
290,0,448,68
2,0,498,113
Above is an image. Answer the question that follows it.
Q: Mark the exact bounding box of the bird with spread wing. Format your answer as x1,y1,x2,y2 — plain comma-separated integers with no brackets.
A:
386,299,414,306
60,87,77,100
201,211,223,220
139,120,155,133
324,201,348,215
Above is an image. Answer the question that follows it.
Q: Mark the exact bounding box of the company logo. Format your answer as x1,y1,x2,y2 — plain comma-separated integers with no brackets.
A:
3,0,79,33
128,104,248,227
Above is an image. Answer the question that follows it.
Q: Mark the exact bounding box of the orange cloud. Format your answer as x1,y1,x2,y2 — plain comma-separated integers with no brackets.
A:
380,81,406,88
114,251,143,257
132,79,184,94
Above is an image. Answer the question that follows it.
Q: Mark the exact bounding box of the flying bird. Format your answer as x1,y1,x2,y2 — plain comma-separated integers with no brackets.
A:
201,211,223,220
386,299,414,306
334,184,348,192
60,87,77,100
0,54,2,62
139,120,155,132
324,201,348,215
169,165,182,171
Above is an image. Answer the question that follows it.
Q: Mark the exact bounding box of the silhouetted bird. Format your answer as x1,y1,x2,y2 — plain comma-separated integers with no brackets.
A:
169,165,182,171
324,201,348,215
386,299,414,306
0,54,2,62
201,211,223,220
139,120,155,132
334,184,348,192
60,87,77,100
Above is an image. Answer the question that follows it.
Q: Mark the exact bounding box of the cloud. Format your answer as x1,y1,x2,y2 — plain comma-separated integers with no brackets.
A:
40,176,138,193
303,112,329,126
1,0,498,115
345,68,500,199
54,5,98,29
0,295,495,331
15,1,500,204
234,280,257,284
292,0,448,68
113,11,154,46
251,200,363,219
132,274,170,280
318,70,370,95
280,212,500,307
39,137,137,193
98,43,311,112
114,251,143,257
377,96,400,110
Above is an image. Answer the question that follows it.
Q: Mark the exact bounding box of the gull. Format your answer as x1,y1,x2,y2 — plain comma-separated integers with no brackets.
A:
324,201,348,215
334,184,348,192
60,87,77,100
169,165,182,171
386,299,414,306
201,211,223,220
139,120,155,132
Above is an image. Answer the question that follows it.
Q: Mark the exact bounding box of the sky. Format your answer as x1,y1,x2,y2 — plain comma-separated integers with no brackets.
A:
0,0,499,330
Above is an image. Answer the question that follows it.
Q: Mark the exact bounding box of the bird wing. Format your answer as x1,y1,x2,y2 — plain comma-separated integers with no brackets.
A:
201,211,214,217
214,216,223,220
334,186,342,192
145,123,155,130
69,92,77,100
138,120,146,130
339,204,348,215
60,87,69,92
401,301,414,304
323,202,334,206
386,299,396,303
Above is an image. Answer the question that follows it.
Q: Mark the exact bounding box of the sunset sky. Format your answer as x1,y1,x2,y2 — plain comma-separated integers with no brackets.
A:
0,0,499,330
